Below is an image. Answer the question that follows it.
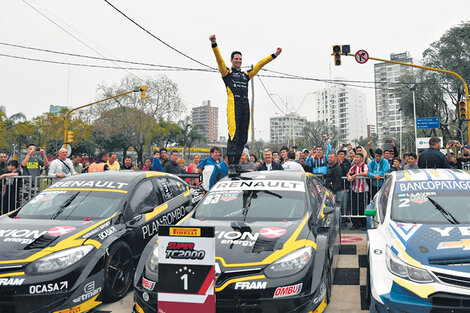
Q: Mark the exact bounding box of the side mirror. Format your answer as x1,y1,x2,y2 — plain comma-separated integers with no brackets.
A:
323,206,335,216
185,205,194,213
140,206,155,214
364,209,377,217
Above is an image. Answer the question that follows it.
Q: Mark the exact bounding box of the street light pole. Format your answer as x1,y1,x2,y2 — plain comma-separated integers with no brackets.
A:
64,86,147,148
411,84,418,155
399,108,403,158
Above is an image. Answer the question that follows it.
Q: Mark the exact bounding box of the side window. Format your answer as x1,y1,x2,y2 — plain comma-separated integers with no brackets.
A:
158,177,187,201
128,179,161,217
378,177,392,223
307,178,324,216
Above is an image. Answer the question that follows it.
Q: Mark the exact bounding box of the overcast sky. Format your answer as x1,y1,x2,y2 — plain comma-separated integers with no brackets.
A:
1,0,469,141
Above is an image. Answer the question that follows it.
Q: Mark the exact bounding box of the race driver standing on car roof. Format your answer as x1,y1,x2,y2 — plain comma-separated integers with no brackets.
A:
210,34,282,173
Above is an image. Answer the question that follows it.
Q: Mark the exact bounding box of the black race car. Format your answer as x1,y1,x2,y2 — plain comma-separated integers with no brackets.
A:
0,171,199,313
134,171,341,313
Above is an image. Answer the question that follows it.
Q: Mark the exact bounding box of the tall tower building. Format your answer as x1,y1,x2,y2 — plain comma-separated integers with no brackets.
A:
374,52,415,142
270,113,307,146
191,100,219,143
314,84,368,143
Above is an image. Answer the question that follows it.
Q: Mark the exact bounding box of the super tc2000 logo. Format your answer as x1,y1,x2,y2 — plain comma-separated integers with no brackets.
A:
165,242,206,260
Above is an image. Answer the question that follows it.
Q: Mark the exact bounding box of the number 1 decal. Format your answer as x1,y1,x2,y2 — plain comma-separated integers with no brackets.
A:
181,273,188,290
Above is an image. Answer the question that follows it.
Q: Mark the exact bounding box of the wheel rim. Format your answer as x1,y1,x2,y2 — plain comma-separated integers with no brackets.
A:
108,247,132,296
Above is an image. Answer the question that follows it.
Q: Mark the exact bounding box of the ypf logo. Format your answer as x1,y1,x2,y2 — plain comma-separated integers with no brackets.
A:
259,227,287,239
84,281,95,293
48,226,76,237
438,239,470,251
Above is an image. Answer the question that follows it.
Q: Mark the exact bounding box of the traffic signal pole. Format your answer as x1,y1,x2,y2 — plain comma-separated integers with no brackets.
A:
345,53,470,142
63,86,147,148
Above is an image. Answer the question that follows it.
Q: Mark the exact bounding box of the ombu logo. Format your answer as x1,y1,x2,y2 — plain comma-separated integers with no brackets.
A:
273,283,302,298
438,239,470,251
169,227,200,237
165,242,206,260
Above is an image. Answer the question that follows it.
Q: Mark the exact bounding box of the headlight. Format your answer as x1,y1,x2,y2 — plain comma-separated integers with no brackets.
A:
26,245,94,275
145,245,159,274
264,247,313,278
385,246,434,283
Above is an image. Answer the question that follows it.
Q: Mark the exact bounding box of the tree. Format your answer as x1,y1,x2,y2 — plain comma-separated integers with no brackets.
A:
396,22,470,142
95,75,185,164
300,121,340,150
177,116,206,160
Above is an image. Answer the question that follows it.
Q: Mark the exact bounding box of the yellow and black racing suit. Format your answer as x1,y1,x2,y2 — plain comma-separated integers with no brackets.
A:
212,42,277,165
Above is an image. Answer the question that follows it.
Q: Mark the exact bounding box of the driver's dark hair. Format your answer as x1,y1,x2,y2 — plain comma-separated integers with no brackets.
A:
231,51,242,59
287,151,296,160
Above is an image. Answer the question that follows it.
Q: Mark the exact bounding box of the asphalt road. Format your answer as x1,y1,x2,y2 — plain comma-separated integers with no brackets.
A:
94,231,369,313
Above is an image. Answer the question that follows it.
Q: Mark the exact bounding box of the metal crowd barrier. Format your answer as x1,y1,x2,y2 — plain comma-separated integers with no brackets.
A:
0,176,58,215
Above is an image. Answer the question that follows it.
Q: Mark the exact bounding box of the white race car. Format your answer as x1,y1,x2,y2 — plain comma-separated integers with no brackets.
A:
366,169,470,313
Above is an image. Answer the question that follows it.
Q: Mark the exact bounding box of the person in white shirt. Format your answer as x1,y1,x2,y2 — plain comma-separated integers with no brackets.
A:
48,148,76,178
282,151,304,172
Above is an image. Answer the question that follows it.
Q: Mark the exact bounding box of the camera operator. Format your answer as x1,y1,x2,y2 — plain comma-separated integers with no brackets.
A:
21,144,50,185
448,140,470,170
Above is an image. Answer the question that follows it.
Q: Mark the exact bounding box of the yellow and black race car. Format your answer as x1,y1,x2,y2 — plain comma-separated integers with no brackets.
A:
133,171,341,313
0,171,199,313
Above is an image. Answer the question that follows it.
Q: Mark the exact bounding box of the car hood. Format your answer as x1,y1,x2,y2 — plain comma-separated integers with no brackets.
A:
388,221,470,273
182,216,312,266
0,216,106,262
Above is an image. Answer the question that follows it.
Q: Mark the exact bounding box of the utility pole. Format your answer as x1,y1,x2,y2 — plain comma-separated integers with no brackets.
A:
251,77,255,153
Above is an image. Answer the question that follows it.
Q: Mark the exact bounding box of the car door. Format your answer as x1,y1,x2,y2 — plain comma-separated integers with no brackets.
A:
152,176,192,224
123,178,164,256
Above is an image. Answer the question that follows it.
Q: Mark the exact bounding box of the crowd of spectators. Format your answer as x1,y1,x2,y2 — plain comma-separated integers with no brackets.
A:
1,136,470,218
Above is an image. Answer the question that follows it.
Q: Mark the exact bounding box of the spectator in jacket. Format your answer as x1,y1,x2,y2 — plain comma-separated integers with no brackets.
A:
325,152,343,207
164,150,186,175
368,149,389,200
309,134,331,175
257,149,283,171
150,149,163,171
88,151,110,173
418,137,450,169
388,158,402,172
239,148,256,171
198,147,228,191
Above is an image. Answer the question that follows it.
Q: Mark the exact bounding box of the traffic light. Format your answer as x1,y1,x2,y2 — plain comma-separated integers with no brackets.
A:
459,101,467,120
341,45,351,55
140,86,147,99
67,131,74,143
332,45,341,66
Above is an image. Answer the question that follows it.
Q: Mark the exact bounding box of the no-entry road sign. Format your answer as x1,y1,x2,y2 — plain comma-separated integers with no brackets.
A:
355,50,369,64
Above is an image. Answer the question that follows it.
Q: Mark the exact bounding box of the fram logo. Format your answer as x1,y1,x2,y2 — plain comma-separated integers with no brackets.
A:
273,283,302,298
438,239,470,251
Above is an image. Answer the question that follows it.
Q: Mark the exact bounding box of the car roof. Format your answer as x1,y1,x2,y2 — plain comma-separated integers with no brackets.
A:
220,171,308,182
393,168,470,182
53,171,175,191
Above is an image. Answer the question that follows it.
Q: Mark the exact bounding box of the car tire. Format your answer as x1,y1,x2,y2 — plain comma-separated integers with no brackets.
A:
102,241,134,303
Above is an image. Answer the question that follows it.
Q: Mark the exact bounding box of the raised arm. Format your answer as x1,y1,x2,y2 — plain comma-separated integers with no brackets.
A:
210,34,229,77
247,47,282,80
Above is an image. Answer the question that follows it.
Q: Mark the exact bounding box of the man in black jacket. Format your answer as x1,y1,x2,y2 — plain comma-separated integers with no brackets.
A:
337,150,351,228
325,152,344,203
164,150,186,175
256,149,283,171
418,137,450,169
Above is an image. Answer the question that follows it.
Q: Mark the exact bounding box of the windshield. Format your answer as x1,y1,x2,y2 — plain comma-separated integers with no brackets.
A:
391,180,470,224
16,189,124,220
194,186,306,221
